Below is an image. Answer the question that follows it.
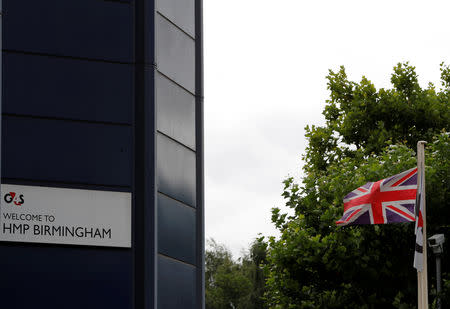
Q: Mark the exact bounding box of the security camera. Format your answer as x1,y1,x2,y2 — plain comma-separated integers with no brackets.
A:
428,234,445,255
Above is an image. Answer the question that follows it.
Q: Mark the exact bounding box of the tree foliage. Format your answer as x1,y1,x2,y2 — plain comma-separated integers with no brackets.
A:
264,63,450,308
206,239,268,309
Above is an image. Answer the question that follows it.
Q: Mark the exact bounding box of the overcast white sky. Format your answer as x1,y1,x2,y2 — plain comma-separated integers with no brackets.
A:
203,0,450,258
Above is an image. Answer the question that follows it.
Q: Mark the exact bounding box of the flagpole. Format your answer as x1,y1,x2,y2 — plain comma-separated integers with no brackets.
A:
417,141,428,309
417,276,422,309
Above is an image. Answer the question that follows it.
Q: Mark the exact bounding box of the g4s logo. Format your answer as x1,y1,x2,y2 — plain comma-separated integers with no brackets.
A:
4,192,25,206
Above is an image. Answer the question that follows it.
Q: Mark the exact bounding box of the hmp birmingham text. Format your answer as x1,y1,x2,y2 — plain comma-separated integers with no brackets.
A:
2,223,112,239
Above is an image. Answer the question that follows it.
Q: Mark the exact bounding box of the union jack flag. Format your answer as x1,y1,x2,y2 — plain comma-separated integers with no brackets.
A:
336,168,418,226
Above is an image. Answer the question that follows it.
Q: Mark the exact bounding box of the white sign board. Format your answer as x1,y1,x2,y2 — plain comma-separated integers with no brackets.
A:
0,184,131,247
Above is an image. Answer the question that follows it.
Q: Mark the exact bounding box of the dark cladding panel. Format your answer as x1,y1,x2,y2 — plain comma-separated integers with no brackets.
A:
2,117,132,187
0,0,203,307
155,1,203,307
158,193,196,264
157,133,196,207
156,73,195,149
156,0,195,37
3,53,133,124
0,246,132,309
158,255,196,309
3,0,133,62
156,14,195,93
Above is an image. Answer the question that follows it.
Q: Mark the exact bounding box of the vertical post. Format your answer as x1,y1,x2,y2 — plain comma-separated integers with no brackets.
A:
418,275,422,309
417,141,428,309
436,254,442,309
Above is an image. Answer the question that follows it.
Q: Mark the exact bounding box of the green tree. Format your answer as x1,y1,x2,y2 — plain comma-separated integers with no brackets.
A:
241,238,269,309
206,239,268,309
264,63,450,308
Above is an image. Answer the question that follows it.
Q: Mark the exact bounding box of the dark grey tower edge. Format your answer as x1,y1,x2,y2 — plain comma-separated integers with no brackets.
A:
154,0,204,307
134,0,205,308
195,1,205,308
135,0,204,308
134,0,157,308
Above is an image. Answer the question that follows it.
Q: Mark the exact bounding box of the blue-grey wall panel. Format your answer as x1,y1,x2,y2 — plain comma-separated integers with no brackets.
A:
157,133,196,207
156,73,195,149
156,0,195,37
3,0,133,62
158,255,196,309
158,193,196,264
3,53,133,123
2,117,132,187
156,14,195,93
0,245,132,309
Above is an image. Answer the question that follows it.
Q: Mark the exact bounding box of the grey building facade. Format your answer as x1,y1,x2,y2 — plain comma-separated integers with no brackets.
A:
0,0,204,308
